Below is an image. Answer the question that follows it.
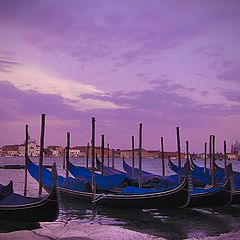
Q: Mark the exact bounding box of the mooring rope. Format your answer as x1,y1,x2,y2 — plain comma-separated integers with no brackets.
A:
92,194,107,203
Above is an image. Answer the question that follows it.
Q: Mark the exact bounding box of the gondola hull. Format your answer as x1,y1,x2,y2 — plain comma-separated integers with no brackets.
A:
0,162,59,223
24,155,190,209
187,180,232,208
0,186,59,222
232,190,240,205
43,176,189,209
190,160,240,205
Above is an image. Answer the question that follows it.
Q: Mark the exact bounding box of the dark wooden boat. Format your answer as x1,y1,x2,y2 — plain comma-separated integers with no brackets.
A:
68,160,131,191
187,178,232,208
0,163,59,223
27,157,190,209
189,160,240,205
0,181,13,200
122,159,232,208
168,158,225,186
191,158,240,177
122,158,207,187
96,156,126,175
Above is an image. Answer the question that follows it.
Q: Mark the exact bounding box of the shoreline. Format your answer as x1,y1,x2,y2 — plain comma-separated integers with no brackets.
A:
1,222,240,240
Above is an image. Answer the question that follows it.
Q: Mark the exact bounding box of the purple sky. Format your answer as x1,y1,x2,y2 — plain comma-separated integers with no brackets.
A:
0,0,240,152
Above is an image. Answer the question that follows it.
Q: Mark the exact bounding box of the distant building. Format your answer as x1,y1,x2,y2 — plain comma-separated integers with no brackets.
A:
119,149,185,159
47,146,64,157
68,146,81,157
0,148,2,156
227,153,238,160
231,141,240,155
2,145,19,156
120,150,132,158
70,146,114,158
18,139,40,157
120,149,149,158
72,146,89,157
148,150,160,158
2,137,40,157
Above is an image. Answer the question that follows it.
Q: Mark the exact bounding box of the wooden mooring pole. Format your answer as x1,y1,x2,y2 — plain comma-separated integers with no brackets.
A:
132,135,135,176
212,135,216,185
161,136,165,176
186,141,189,162
91,117,96,203
101,135,104,175
24,124,28,196
86,142,89,169
112,149,115,168
139,123,143,188
62,150,65,169
224,140,227,173
107,143,110,167
66,132,70,178
38,114,45,198
176,127,182,184
204,142,207,174
209,135,212,175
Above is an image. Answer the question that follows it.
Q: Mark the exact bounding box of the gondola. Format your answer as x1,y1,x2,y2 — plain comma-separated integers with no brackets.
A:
72,157,174,189
123,158,209,187
189,159,240,205
0,181,13,200
68,161,132,191
0,163,59,223
27,156,190,209
187,176,232,208
168,158,224,185
121,159,232,207
122,158,179,185
68,158,232,208
96,156,126,175
169,159,238,206
191,158,240,177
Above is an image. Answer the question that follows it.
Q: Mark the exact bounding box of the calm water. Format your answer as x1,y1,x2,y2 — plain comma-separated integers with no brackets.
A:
1,156,240,240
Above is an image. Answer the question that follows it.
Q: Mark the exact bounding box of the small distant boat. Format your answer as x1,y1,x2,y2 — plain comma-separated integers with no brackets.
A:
0,163,59,223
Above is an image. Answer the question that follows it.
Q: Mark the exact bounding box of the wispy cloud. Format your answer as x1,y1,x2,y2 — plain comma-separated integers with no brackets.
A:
217,66,240,84
0,1,240,150
0,51,19,72
0,64,121,111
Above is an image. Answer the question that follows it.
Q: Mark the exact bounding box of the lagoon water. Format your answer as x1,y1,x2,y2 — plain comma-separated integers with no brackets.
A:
0,156,240,239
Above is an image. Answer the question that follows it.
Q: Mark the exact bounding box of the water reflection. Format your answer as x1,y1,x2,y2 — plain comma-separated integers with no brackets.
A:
60,198,236,240
1,157,240,239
